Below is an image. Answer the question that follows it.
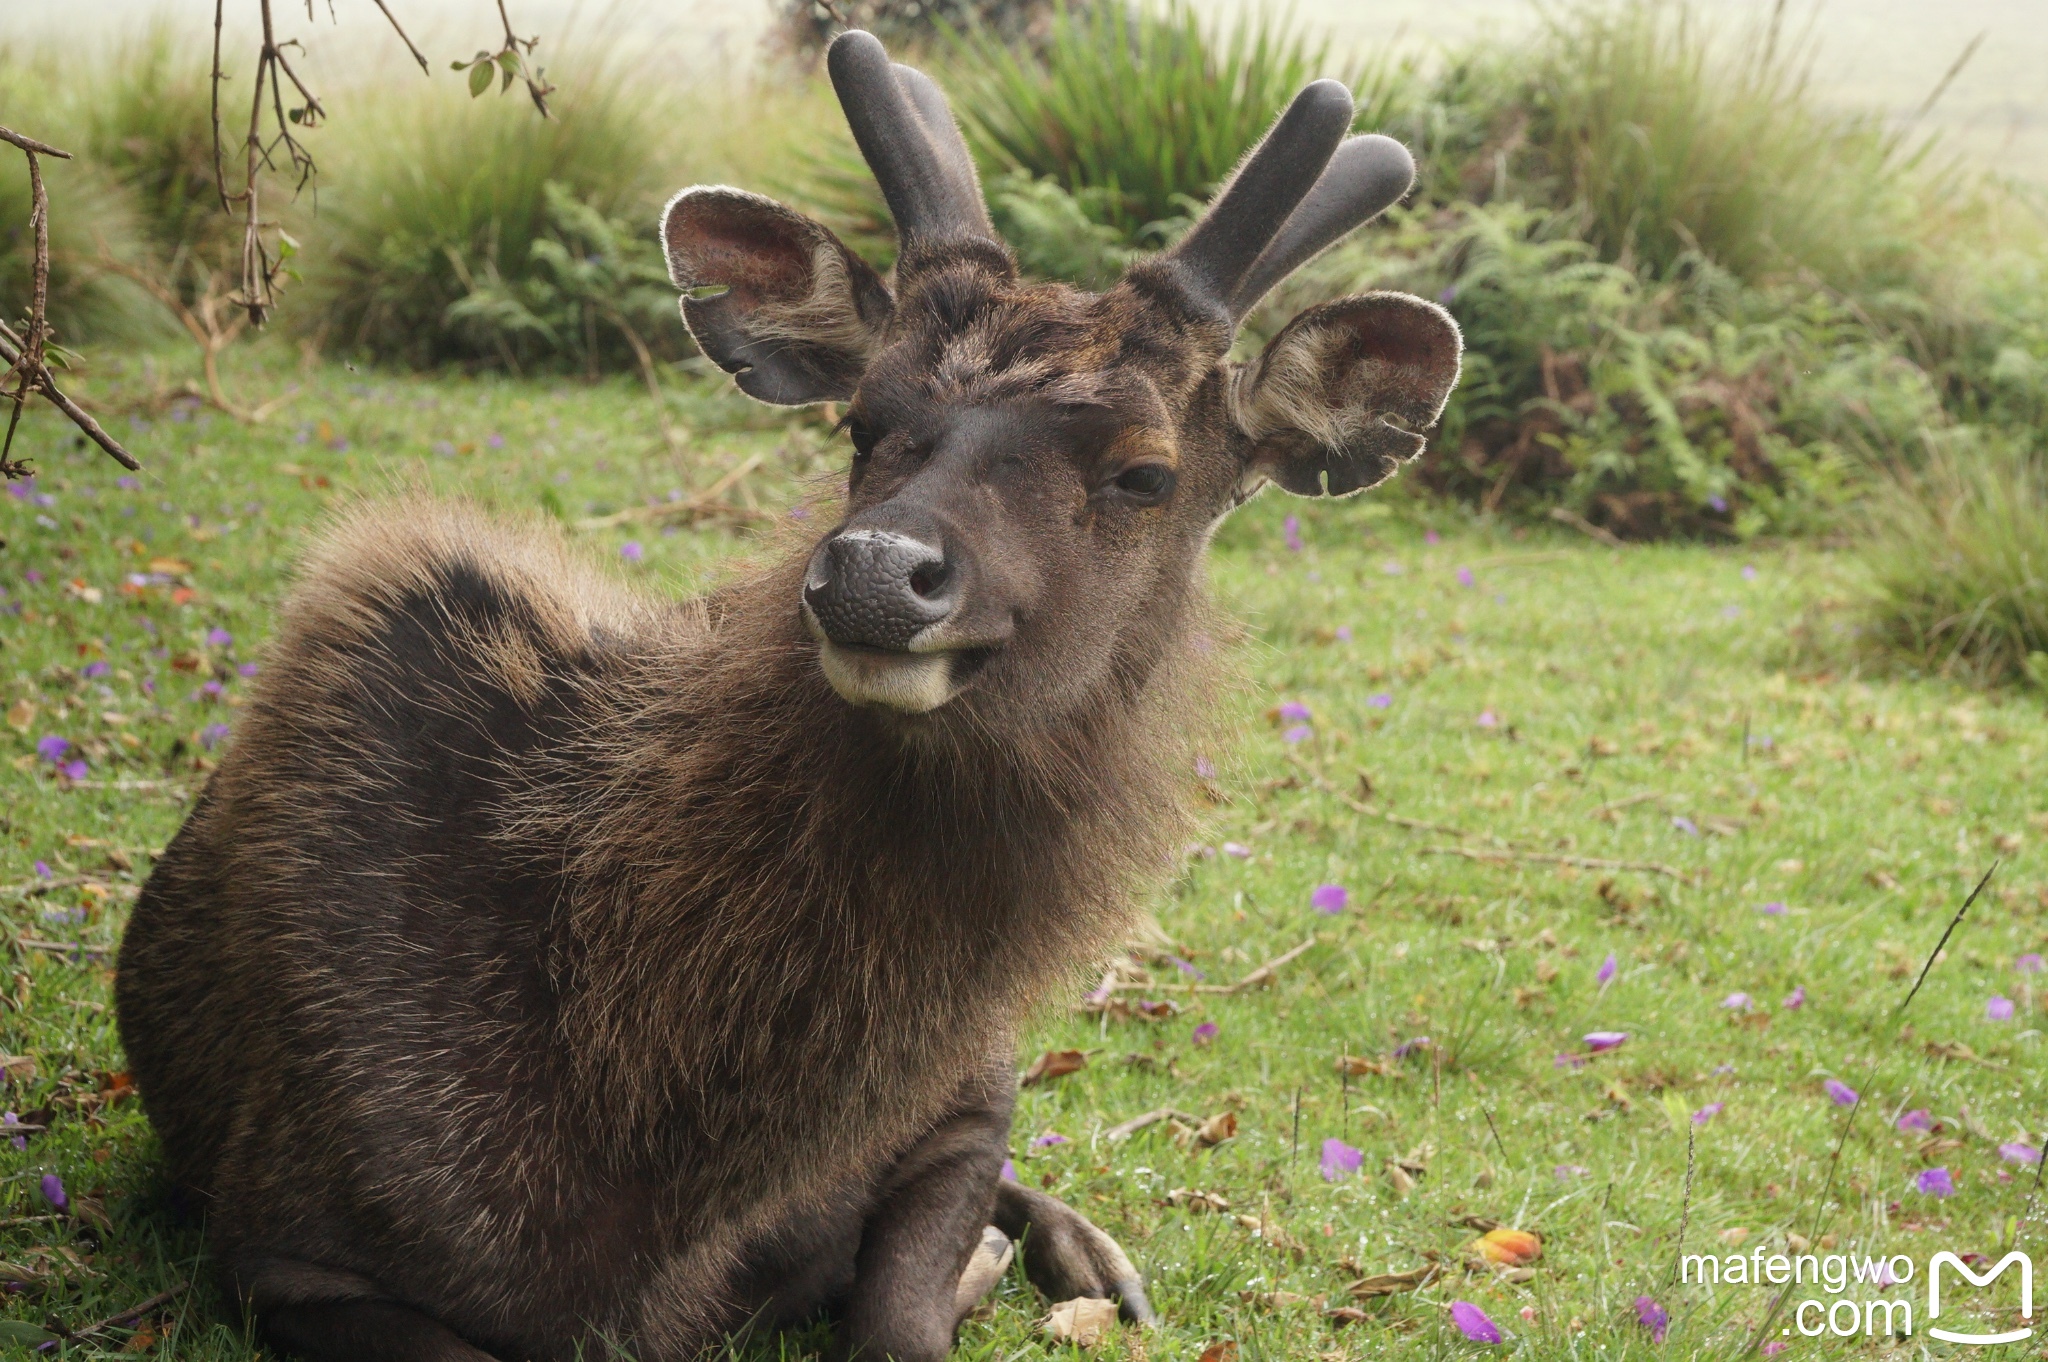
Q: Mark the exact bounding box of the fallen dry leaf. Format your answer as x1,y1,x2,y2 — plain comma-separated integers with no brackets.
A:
1234,1214,1308,1258
1335,1054,1397,1077
1166,1188,1230,1213
1327,1306,1370,1326
1192,1110,1237,1148
1386,1163,1418,1197
1044,1296,1119,1348
1197,1341,1238,1362
0,1055,37,1085
4,699,33,734
1022,1049,1088,1086
1347,1265,1441,1298
1237,1291,1319,1310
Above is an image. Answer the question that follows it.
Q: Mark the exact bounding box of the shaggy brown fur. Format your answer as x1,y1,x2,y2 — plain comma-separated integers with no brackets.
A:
116,30,1461,1362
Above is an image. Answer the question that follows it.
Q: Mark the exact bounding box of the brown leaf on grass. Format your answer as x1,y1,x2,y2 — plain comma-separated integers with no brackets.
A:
1347,1264,1440,1298
1192,1111,1237,1148
69,1195,110,1231
1237,1290,1321,1310
1022,1050,1087,1086
1197,1340,1238,1362
1044,1296,1119,1348
0,1055,37,1085
1335,1054,1397,1077
1386,1163,1418,1197
4,700,33,734
1235,1214,1308,1259
1925,1040,2003,1068
1327,1306,1371,1326
1165,1188,1230,1213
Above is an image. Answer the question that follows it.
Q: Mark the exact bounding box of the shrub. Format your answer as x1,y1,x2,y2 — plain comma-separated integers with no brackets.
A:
305,58,685,369
442,182,685,379
1855,441,2048,688
944,1,1413,240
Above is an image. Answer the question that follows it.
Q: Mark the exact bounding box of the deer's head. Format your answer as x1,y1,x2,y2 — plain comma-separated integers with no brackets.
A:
662,32,1460,720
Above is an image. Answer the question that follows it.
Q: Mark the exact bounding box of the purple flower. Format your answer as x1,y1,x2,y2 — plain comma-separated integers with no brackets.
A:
1392,1037,1432,1059
1634,1295,1670,1343
1476,709,1499,728
1192,1022,1219,1047
1670,815,1700,836
1334,625,1352,642
1320,1138,1363,1182
1783,986,1805,1011
1367,692,1393,709
1896,1109,1933,1132
35,735,69,764
1311,883,1349,915
200,723,231,750
1554,1163,1588,1178
1000,1159,1017,1181
1167,955,1205,979
1584,1031,1628,1053
1283,514,1304,553
1759,901,1787,917
39,1174,65,1211
82,661,109,679
1692,1102,1723,1126
1194,756,1216,780
201,680,224,699
1916,1167,1955,1197
1597,953,1617,988
1030,1133,1068,1148
1283,725,1313,745
31,862,50,880
1708,496,1729,514
1450,1301,1502,1344
1278,701,1312,722
1222,842,1252,860
1553,1053,1586,1070
1424,529,1441,545
486,433,505,449
1999,1142,2042,1166
2018,953,2045,975
1824,1079,1859,1107
205,627,232,647
60,761,86,781
1741,564,1758,581
620,541,644,563
1987,995,2016,1021
238,662,260,677
1720,992,1751,1010
1456,566,1475,587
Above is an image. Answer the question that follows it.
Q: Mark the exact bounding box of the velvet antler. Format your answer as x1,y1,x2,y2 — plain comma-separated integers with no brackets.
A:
827,30,994,248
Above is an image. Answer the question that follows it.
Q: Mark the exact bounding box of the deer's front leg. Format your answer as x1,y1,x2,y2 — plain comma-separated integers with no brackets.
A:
838,1070,1011,1362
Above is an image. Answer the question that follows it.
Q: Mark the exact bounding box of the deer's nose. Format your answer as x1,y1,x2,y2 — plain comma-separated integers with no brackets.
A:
803,530,956,651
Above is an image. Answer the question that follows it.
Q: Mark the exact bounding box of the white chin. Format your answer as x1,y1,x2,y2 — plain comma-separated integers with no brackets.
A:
817,642,958,713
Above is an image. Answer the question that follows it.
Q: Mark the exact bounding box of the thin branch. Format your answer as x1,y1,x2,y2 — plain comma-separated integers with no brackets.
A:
61,1282,189,1345
0,129,140,474
369,0,431,72
1419,845,1689,880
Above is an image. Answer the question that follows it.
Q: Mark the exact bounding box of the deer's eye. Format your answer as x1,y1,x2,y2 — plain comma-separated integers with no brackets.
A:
1113,464,1175,503
846,415,878,459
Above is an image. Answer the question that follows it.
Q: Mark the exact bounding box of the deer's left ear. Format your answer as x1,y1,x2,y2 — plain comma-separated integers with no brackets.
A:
1230,292,1462,497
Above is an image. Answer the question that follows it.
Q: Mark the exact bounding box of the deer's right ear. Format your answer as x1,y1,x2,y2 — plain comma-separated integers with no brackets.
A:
662,187,895,406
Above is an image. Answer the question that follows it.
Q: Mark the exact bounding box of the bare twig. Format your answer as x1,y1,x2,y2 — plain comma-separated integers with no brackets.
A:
61,1282,189,1345
1419,845,1689,880
1105,1108,1201,1141
0,127,139,475
369,0,431,72
1548,505,1626,549
574,453,772,531
1284,756,1476,839
14,939,114,959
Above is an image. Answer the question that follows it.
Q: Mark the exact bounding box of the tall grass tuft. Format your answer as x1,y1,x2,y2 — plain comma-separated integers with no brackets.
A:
944,1,1412,239
306,55,684,369
1513,0,1954,293
72,21,227,270
1857,442,2048,689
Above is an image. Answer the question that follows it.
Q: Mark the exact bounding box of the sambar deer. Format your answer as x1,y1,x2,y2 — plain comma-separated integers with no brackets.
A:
115,29,1459,1362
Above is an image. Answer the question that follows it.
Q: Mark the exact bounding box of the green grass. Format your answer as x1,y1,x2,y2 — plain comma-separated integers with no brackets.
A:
1,348,2046,1357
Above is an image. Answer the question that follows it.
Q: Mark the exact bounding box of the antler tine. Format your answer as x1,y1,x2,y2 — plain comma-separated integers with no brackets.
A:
1227,135,1415,321
827,30,993,249
1160,79,1354,319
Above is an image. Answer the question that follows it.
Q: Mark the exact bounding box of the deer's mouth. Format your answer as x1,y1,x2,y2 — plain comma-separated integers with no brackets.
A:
813,639,994,712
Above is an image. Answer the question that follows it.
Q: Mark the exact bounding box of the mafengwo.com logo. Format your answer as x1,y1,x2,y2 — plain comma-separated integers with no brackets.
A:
1681,1248,2034,1342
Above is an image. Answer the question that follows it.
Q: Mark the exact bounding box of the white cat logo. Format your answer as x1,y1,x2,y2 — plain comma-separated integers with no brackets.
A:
1928,1251,2034,1345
